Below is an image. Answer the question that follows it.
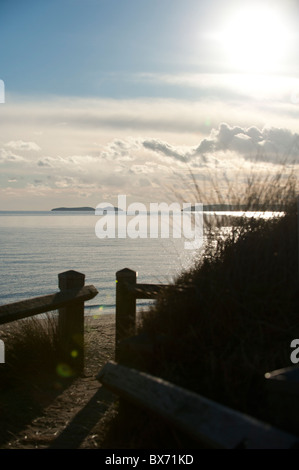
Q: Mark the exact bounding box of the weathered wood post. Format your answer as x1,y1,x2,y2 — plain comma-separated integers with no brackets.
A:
58,270,85,375
115,268,137,361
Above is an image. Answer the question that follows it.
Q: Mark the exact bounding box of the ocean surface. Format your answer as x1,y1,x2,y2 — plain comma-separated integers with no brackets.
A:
0,211,202,316
0,210,283,317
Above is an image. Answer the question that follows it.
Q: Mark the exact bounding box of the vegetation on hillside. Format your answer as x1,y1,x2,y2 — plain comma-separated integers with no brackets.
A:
99,170,299,448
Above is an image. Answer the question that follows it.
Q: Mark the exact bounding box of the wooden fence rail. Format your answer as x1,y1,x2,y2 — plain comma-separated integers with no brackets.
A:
98,361,299,449
0,270,98,373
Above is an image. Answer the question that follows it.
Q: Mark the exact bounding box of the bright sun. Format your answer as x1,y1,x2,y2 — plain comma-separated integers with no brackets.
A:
219,5,292,73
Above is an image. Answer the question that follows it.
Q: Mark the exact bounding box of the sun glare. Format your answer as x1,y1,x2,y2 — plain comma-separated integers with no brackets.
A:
219,5,292,73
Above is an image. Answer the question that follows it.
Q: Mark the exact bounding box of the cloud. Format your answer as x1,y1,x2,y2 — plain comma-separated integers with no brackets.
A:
0,149,27,163
37,154,97,171
140,123,298,168
193,123,299,163
2,91,299,209
142,139,188,162
54,177,77,188
100,138,139,161
37,157,55,167
260,127,299,158
5,140,41,151
0,95,269,141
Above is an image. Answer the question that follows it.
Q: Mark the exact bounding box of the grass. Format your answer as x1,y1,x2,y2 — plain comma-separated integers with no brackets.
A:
140,212,298,404
0,313,78,446
99,170,299,448
0,314,63,388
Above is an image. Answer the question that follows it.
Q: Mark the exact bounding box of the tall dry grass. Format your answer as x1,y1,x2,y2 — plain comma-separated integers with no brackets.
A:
0,313,65,390
101,167,299,448
93,159,299,448
137,170,299,413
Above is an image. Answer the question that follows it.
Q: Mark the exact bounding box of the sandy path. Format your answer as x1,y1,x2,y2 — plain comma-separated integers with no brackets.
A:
1,314,117,449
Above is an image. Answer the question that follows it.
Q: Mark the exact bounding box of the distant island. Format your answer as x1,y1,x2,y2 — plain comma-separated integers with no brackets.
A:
52,206,122,212
51,207,95,211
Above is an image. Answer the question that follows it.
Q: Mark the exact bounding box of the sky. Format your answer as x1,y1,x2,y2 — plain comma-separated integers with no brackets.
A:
1,0,299,210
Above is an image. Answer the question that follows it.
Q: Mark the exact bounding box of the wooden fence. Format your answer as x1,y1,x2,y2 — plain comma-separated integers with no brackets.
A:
97,360,299,449
1,266,299,447
0,270,98,373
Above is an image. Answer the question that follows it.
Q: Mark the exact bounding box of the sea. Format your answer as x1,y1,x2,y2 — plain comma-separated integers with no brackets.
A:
0,210,282,317
0,211,202,316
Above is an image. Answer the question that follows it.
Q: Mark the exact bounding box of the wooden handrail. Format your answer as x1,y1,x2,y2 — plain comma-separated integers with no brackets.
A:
98,361,299,449
0,285,98,325
125,283,169,299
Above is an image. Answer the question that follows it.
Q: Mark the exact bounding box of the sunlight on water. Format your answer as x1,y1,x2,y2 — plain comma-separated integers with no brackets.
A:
209,211,284,219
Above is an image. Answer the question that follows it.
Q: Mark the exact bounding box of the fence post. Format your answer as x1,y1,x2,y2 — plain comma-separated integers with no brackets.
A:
58,270,85,375
115,268,137,361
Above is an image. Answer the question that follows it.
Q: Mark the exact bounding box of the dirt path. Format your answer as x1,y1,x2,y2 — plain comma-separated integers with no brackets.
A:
1,314,117,449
